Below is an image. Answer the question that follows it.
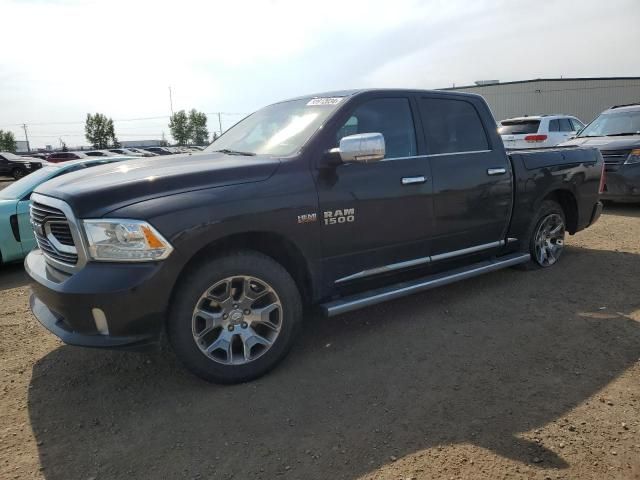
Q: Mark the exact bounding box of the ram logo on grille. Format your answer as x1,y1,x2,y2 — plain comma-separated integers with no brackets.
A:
31,220,44,237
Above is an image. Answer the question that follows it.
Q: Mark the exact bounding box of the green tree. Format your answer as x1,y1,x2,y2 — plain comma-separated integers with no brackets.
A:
85,113,118,149
188,109,209,145
0,130,17,152
169,110,191,145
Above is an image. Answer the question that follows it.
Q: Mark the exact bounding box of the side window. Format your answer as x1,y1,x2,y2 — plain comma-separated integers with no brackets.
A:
419,98,489,155
558,118,573,132
548,119,560,132
570,118,584,132
335,98,417,159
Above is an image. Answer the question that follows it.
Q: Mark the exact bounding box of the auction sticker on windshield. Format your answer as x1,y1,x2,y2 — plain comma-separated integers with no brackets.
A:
307,97,343,106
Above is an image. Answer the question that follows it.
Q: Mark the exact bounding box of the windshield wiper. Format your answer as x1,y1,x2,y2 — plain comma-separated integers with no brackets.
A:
213,149,256,156
605,132,640,137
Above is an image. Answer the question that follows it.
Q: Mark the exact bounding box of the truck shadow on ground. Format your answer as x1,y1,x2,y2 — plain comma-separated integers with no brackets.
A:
27,246,640,479
602,203,640,218
0,262,28,291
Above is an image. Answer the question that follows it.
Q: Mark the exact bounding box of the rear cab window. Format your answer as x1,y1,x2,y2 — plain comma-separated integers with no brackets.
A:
419,97,490,154
498,120,540,135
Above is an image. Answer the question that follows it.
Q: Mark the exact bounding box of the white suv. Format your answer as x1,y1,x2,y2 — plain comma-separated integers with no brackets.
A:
499,114,585,149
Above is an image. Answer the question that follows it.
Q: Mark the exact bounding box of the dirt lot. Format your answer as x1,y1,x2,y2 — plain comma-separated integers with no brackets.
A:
1,201,639,480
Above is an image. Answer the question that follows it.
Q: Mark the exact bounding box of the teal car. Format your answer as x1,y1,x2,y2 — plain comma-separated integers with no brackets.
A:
0,157,131,264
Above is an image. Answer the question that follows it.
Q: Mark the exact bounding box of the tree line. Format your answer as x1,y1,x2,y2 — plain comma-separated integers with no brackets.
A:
0,130,17,152
84,109,211,149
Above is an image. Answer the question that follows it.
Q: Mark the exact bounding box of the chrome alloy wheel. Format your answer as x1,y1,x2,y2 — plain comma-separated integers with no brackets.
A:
191,276,283,365
534,213,565,267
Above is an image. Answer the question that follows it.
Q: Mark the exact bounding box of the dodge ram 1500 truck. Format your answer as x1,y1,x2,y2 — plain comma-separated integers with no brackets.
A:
25,89,604,383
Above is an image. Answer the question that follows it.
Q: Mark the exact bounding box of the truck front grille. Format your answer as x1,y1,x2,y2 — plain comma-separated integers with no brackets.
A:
601,149,630,172
30,201,78,266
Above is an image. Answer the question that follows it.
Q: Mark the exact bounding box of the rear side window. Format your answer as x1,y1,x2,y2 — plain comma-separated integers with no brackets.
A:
336,98,417,159
420,98,489,154
558,118,573,132
498,120,540,135
548,119,560,132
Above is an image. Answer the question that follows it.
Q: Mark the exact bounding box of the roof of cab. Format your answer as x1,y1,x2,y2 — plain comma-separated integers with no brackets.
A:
276,88,483,105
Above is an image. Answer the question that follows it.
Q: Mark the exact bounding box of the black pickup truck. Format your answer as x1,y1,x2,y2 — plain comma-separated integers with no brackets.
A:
25,89,604,383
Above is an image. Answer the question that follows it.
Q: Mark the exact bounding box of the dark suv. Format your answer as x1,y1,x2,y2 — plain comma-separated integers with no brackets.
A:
0,151,42,179
560,103,640,202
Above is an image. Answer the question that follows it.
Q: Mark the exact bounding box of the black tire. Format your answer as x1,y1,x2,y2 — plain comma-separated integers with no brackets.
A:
167,250,302,384
12,168,25,180
520,199,566,270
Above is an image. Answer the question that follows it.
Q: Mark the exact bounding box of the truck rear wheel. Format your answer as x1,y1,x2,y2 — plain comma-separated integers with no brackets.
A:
525,200,566,269
168,250,302,384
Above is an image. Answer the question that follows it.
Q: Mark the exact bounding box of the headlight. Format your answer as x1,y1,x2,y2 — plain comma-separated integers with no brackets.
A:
624,149,640,165
83,219,173,262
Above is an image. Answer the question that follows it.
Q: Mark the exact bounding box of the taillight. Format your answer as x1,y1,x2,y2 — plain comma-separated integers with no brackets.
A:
599,160,606,194
524,134,548,142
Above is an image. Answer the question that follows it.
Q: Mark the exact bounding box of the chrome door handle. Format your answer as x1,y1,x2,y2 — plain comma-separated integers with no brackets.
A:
487,168,506,176
401,176,427,185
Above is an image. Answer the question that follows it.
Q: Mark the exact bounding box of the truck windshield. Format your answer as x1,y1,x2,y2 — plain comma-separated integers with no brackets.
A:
579,110,640,137
204,97,344,156
498,120,540,135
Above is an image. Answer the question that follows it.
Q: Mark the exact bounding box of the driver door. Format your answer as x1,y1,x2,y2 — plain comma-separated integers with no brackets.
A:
315,96,434,287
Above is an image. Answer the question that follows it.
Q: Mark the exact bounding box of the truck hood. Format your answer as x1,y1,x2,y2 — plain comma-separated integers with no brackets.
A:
559,135,640,150
34,152,280,218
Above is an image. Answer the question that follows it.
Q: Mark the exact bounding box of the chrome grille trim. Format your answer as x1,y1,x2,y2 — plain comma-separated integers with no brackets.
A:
30,193,88,274
601,149,630,171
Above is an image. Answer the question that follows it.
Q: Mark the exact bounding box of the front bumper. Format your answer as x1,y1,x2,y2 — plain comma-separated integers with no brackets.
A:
25,249,172,350
601,166,640,203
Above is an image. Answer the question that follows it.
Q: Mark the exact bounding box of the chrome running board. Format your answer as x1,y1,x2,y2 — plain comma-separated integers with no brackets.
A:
321,252,530,317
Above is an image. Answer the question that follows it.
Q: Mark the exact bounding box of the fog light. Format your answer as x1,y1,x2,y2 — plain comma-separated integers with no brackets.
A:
92,308,109,335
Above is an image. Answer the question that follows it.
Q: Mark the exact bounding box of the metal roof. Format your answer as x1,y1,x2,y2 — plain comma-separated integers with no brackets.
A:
443,77,640,90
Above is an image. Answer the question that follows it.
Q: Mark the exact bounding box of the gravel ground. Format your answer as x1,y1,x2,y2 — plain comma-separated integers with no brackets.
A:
0,200,639,480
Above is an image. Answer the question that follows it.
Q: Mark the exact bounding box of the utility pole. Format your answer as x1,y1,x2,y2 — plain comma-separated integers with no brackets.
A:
22,124,31,152
217,112,223,136
168,86,174,116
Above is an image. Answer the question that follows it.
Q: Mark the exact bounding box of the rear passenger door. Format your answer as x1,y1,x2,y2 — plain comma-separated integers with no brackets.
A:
418,95,512,258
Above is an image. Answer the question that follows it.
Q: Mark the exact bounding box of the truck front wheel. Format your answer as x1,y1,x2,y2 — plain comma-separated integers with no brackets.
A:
167,250,302,384
526,200,566,268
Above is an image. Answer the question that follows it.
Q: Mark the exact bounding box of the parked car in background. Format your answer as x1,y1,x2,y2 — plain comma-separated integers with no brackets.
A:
126,147,158,156
25,88,603,384
85,150,119,157
21,153,49,161
143,147,173,155
109,148,152,157
499,114,585,149
0,157,130,265
559,103,640,202
0,152,43,179
46,152,91,163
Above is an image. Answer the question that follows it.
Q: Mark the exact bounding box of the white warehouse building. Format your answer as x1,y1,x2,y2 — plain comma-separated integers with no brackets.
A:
444,77,640,124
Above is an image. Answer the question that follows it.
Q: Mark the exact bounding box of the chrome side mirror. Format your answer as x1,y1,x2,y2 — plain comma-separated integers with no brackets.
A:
332,133,385,164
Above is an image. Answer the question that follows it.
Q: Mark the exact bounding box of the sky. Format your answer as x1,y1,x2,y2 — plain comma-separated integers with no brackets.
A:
1,0,639,149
